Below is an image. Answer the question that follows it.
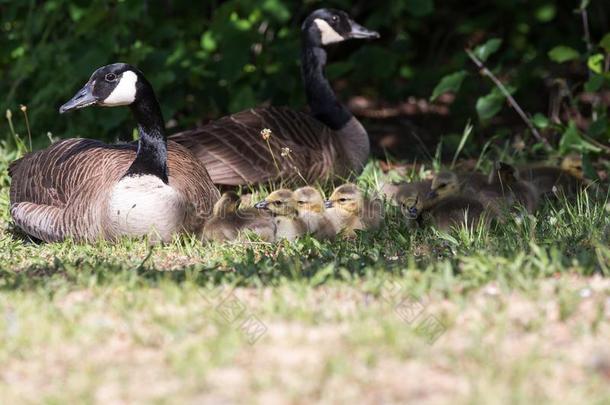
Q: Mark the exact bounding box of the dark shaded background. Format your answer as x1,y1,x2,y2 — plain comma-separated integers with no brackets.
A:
1,0,609,161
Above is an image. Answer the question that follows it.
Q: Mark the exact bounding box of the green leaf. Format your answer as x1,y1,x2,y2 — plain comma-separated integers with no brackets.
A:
430,70,467,101
588,117,608,138
600,33,610,53
405,0,434,17
584,74,605,92
476,88,506,121
587,53,604,74
200,31,217,52
548,46,580,63
532,113,550,129
560,121,601,154
473,38,503,62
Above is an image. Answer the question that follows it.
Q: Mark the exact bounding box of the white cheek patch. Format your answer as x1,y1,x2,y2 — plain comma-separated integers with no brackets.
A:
314,19,345,45
101,70,138,106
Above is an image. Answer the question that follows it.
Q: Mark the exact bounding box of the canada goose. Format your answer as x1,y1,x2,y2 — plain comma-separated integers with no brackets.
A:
293,186,336,239
9,63,219,242
429,171,512,215
391,180,433,216
203,192,275,242
394,182,490,230
254,189,307,241
325,183,383,237
170,9,379,186
518,154,586,198
424,196,490,231
489,162,538,213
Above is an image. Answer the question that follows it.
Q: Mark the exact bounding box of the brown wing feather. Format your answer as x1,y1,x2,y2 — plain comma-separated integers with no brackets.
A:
9,138,218,242
169,106,344,187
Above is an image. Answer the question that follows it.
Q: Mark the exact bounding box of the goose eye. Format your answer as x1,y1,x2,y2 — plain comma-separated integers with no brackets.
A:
105,73,117,82
331,15,339,22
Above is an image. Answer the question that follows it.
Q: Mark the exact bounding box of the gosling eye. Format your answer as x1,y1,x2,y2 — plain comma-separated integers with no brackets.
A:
274,201,282,206
105,73,117,82
339,198,348,202
438,183,447,190
297,201,305,205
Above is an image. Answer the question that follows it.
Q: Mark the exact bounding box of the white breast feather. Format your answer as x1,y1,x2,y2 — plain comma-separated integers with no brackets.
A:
314,19,344,45
107,175,187,242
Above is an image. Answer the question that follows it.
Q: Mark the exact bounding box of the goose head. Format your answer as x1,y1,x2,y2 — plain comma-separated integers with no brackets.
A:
492,161,519,184
255,189,298,217
213,191,241,217
60,63,146,113
395,185,424,219
294,186,326,215
302,9,379,47
561,154,584,179
428,171,460,200
325,183,363,216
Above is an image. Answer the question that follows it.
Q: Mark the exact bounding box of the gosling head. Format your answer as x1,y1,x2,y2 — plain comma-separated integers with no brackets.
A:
294,186,326,215
395,185,424,219
255,189,297,217
60,63,148,113
428,171,460,200
493,161,519,184
325,183,363,216
302,9,380,47
212,191,241,217
561,154,584,179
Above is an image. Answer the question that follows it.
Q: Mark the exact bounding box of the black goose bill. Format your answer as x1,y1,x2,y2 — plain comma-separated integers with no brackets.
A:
59,82,97,113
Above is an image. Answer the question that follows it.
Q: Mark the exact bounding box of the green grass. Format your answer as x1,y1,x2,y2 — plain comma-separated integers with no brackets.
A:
1,142,610,404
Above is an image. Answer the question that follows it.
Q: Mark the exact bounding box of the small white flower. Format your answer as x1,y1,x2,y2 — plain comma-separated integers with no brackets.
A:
281,147,292,157
260,128,272,140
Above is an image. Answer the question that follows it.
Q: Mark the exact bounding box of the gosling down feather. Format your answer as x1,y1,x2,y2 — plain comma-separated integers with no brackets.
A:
9,63,219,243
170,9,379,187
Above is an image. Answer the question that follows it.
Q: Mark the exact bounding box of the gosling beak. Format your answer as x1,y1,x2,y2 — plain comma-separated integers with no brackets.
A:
427,190,438,199
347,20,380,40
324,200,333,209
59,82,97,114
254,200,269,210
408,207,419,219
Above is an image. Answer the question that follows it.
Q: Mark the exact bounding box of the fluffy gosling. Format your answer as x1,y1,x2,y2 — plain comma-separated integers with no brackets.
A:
293,186,336,240
203,192,275,242
429,171,513,215
490,162,538,213
325,183,383,237
395,183,491,231
255,189,307,241
518,154,586,198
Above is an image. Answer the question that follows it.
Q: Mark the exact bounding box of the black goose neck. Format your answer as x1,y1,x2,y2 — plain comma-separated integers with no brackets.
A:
300,35,353,131
125,83,169,183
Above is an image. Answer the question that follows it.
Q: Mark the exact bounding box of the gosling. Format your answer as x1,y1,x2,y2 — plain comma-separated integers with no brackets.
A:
203,192,275,242
255,189,307,241
395,184,492,231
293,186,336,240
429,171,513,216
325,183,383,237
490,162,538,213
518,154,586,198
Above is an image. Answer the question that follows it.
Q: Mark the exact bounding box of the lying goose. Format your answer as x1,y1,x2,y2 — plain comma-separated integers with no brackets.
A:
293,186,336,239
429,171,513,215
9,63,219,242
203,192,275,242
490,162,538,213
325,183,383,237
170,8,379,186
395,182,491,230
255,189,307,241
518,154,586,198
